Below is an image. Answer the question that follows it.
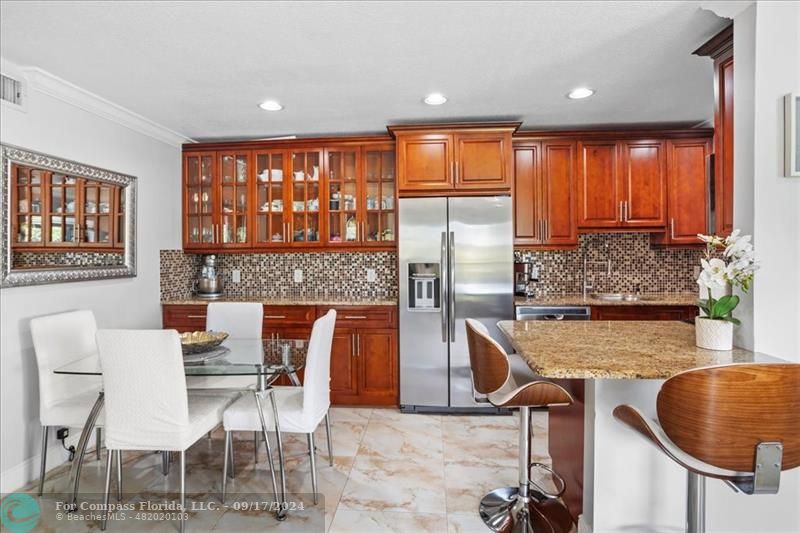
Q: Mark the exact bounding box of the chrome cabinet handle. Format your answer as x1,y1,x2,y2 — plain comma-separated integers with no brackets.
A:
670,218,675,240
544,219,549,242
356,334,361,356
363,222,367,241
454,161,459,182
449,231,456,340
440,231,448,343
344,315,368,319
264,315,287,319
451,161,455,180
187,315,206,319
619,201,623,223
623,201,629,222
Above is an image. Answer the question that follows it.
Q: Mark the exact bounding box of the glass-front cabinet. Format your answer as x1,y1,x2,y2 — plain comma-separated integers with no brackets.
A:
11,165,44,247
81,179,115,247
289,150,322,246
254,150,287,245
326,147,360,246
364,144,396,245
219,151,250,247
184,152,216,248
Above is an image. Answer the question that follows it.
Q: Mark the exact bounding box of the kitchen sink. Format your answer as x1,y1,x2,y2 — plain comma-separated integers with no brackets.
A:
590,293,655,302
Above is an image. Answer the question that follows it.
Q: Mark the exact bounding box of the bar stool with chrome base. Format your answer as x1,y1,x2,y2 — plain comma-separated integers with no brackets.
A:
614,363,800,533
466,319,575,533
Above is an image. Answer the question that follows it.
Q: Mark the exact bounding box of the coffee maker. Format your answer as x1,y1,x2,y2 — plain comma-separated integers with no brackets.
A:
194,254,223,299
514,262,535,297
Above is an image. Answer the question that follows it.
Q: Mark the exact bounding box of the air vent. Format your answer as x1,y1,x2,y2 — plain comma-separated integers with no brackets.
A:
1,74,23,106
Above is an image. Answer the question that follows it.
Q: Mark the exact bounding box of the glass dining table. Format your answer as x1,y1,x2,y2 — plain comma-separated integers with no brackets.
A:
53,337,308,521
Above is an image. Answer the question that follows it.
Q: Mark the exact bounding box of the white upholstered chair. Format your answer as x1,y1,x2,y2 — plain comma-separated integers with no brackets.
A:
221,310,337,503
186,302,264,393
30,310,106,496
95,329,236,532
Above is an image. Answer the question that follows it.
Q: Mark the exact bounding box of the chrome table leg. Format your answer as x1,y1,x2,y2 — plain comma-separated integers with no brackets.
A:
269,387,288,520
222,431,230,501
115,450,122,502
307,433,318,504
96,427,102,461
67,391,104,510
253,389,282,520
101,450,113,531
38,427,49,496
324,412,333,466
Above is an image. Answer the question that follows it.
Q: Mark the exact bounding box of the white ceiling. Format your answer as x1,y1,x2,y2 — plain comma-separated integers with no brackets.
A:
0,1,728,141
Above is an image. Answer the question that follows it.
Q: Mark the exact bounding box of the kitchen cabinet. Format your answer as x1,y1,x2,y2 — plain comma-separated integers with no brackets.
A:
161,303,398,405
577,140,666,230
390,123,519,195
513,140,577,248
652,138,712,246
591,305,697,321
694,25,734,237
182,139,396,251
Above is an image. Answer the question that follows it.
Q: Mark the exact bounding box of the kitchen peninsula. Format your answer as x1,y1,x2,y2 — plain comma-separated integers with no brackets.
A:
497,320,785,532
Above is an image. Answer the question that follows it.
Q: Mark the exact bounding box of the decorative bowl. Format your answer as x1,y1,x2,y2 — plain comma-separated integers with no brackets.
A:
179,331,228,354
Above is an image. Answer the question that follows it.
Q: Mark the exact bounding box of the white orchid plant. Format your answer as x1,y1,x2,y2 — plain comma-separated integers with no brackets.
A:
696,229,758,324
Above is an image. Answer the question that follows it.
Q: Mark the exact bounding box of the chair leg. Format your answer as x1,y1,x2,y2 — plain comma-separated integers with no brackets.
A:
253,431,258,464
228,433,235,479
161,451,170,476
222,431,230,502
307,433,318,504
38,427,49,496
96,427,102,461
324,412,334,466
179,451,186,533
115,450,122,502
101,450,113,531
687,471,706,533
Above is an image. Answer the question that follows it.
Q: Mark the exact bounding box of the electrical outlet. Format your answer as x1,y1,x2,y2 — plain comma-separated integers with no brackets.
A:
56,428,69,440
231,269,241,283
293,269,303,283
366,268,377,282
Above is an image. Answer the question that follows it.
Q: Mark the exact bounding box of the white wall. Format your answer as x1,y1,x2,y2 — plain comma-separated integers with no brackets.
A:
0,59,183,492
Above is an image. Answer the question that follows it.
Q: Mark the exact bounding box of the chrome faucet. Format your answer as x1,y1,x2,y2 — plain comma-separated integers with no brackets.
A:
582,253,593,298
582,238,613,298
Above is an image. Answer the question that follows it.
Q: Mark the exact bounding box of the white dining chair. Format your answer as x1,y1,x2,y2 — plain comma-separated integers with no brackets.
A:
95,329,236,532
30,310,106,496
221,310,336,503
186,302,264,393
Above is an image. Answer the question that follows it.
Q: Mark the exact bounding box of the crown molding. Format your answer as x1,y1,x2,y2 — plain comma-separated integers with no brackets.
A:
20,66,194,147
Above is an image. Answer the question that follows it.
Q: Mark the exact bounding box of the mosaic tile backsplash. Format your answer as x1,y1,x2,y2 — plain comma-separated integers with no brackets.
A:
160,250,398,301
515,233,704,296
161,233,702,301
13,250,124,268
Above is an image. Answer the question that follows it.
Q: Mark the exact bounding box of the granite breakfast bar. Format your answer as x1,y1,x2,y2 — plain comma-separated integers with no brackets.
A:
497,320,784,533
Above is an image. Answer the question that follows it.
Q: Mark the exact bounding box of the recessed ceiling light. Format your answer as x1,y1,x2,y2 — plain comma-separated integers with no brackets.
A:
567,87,595,100
259,100,283,111
423,93,447,106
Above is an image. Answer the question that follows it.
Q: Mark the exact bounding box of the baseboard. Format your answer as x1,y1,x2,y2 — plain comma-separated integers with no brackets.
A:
0,438,98,494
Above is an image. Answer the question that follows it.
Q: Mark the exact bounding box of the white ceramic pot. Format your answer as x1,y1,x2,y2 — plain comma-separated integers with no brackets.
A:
695,317,733,350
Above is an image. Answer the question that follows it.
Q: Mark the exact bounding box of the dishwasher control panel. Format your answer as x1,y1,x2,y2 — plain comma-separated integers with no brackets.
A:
515,306,591,321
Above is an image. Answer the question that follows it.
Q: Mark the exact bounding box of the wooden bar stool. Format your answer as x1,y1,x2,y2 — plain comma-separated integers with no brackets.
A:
614,363,800,533
465,319,575,533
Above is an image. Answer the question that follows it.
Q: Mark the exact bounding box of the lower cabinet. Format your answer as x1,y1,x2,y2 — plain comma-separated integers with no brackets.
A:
162,303,398,406
590,305,697,321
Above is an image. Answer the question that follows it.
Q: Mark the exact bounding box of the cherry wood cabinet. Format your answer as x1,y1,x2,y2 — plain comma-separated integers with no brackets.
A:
619,140,667,228
390,123,519,196
695,25,734,237
513,140,577,248
652,138,712,246
578,141,621,228
161,303,398,406
590,305,698,321
182,138,396,252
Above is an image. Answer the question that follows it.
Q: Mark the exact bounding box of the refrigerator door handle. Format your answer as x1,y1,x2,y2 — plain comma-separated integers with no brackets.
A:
440,231,448,343
449,231,456,340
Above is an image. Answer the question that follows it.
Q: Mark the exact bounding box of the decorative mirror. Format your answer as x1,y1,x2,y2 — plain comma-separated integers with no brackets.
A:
1,144,136,287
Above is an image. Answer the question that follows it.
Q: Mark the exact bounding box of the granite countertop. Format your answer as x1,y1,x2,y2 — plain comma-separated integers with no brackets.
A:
514,292,698,307
497,320,778,380
162,297,398,306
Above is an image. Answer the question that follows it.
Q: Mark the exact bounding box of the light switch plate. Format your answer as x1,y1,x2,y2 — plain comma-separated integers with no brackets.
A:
293,269,303,283
366,268,377,282
231,269,241,283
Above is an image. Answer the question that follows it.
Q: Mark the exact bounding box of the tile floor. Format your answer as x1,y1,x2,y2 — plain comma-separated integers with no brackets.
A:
19,407,554,532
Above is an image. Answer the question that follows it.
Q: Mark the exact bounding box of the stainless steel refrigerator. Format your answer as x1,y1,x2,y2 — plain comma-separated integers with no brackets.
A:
399,196,513,412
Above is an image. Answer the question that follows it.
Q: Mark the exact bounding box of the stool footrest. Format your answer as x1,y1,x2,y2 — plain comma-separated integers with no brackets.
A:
529,462,566,499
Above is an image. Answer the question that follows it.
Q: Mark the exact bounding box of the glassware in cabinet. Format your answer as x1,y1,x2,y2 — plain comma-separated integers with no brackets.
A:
289,150,322,244
11,164,44,246
327,148,360,244
184,152,216,246
219,152,250,246
364,146,396,244
255,150,287,245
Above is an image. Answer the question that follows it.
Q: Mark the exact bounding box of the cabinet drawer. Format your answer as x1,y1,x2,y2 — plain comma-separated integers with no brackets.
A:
162,305,208,329
262,305,316,326
318,305,397,329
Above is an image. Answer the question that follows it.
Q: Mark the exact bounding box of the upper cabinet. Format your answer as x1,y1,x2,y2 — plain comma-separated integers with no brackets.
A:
181,139,396,252
390,123,519,196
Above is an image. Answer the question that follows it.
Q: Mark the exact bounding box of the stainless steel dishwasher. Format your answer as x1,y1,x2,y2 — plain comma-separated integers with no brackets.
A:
515,306,591,321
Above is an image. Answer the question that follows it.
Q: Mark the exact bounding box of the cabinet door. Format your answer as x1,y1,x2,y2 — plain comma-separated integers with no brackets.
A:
184,152,216,248
512,142,543,246
325,147,361,246
397,134,453,192
541,141,577,246
363,145,396,245
620,140,666,227
218,152,252,248
254,150,288,246
288,150,323,246
577,142,621,228
454,132,512,190
358,329,398,403
330,328,359,400
715,54,734,237
46,172,80,246
80,179,115,248
666,139,711,244
11,164,45,247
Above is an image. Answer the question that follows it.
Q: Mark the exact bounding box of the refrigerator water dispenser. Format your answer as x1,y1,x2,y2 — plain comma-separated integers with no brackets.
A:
407,263,440,311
